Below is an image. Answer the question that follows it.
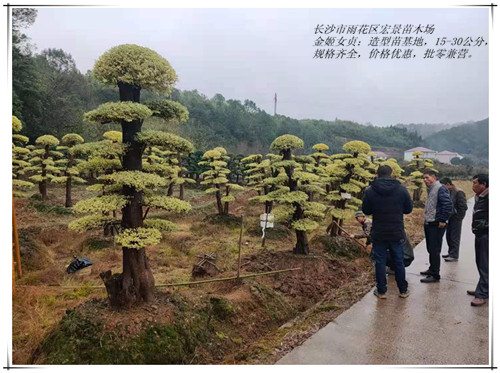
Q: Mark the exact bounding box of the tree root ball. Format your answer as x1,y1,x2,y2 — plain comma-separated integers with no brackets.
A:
310,235,363,259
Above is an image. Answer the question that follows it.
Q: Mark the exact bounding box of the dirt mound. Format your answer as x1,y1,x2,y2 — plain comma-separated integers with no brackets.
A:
168,231,195,254
311,235,364,259
246,223,292,240
18,227,54,271
203,213,242,228
31,285,295,365
242,249,362,309
31,292,194,364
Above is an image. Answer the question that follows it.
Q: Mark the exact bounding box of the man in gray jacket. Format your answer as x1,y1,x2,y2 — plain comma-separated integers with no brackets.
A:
420,169,453,283
440,178,468,262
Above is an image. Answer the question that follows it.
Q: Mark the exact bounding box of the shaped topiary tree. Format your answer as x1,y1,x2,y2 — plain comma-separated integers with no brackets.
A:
310,143,332,193
324,140,375,237
267,134,327,255
141,131,194,200
137,130,194,223
199,147,244,216
311,143,330,167
80,44,189,308
52,133,86,207
379,158,404,179
227,153,245,184
243,154,275,214
26,135,62,200
295,151,326,202
12,115,34,197
407,151,435,202
185,150,206,183
73,132,123,183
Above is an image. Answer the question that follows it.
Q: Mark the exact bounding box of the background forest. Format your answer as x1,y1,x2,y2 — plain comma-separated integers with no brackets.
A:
12,10,488,164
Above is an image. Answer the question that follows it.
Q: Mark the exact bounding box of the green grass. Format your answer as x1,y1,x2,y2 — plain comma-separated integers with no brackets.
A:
30,201,73,215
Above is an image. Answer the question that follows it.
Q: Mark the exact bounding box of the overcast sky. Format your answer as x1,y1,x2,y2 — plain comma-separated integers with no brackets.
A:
24,7,488,126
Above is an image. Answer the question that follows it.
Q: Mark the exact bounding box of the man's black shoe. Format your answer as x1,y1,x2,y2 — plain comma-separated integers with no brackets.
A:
467,290,476,296
420,270,431,276
444,257,458,262
442,254,450,258
420,276,440,283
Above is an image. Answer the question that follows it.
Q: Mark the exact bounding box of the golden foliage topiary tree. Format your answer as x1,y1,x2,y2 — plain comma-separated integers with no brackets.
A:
76,44,190,308
12,115,34,197
324,140,376,237
266,134,327,255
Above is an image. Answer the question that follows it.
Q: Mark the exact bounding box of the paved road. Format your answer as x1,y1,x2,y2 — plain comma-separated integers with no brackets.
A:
278,199,489,365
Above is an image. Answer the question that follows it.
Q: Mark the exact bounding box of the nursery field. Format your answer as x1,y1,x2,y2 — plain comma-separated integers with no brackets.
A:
12,181,473,364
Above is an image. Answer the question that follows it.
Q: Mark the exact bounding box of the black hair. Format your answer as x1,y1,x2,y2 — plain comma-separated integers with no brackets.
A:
377,165,392,177
440,177,452,185
473,174,489,187
423,169,438,177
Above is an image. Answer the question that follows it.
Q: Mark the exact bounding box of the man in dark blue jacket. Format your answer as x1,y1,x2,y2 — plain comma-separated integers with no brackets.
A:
362,165,413,299
420,169,453,283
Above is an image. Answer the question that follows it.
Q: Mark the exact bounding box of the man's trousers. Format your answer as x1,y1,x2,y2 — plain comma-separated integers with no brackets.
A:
424,224,446,279
474,233,489,299
446,215,463,259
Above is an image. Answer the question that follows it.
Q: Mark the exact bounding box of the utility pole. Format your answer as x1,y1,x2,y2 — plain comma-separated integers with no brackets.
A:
273,93,277,116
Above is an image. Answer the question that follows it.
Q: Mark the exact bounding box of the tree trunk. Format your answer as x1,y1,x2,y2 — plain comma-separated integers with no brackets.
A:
167,183,174,196
215,188,224,215
329,195,346,237
39,181,47,201
65,177,72,207
100,247,155,309
65,152,75,207
294,230,309,255
39,144,49,201
283,148,309,254
329,217,341,237
100,81,155,309
413,187,421,202
179,184,184,200
223,185,230,215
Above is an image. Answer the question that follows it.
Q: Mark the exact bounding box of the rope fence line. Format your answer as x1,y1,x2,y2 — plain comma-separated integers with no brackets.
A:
16,267,302,290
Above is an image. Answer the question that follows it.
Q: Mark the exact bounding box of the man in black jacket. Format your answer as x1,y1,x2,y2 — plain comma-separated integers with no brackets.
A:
469,174,489,307
440,178,468,262
362,165,413,299
420,169,453,283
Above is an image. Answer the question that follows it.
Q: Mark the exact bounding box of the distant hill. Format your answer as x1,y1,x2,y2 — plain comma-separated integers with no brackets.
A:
150,90,487,161
160,89,423,154
424,118,488,160
395,121,477,139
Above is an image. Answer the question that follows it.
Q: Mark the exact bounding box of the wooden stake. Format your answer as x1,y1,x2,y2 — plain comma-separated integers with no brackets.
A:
237,214,244,278
12,196,22,279
12,258,16,296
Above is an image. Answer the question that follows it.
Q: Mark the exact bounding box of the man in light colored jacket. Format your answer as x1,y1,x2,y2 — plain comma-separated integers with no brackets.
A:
420,169,453,283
